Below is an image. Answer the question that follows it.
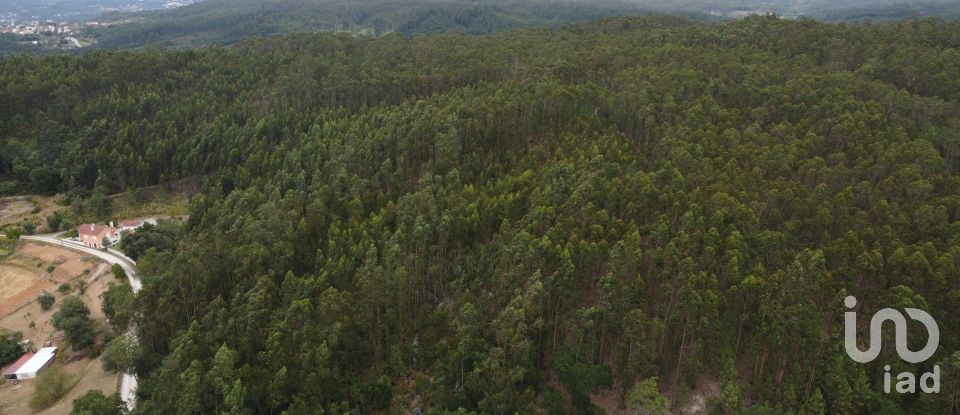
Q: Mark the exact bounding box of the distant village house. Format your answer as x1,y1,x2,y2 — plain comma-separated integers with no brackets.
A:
118,219,145,233
77,223,118,248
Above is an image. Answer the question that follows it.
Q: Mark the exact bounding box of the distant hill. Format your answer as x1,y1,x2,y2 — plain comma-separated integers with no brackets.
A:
81,0,960,49
0,0,182,22
85,0,670,48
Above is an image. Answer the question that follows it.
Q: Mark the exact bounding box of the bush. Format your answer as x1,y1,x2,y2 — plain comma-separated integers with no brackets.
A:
71,390,125,415
554,350,612,415
102,334,141,373
0,332,24,365
4,225,22,240
29,367,71,410
46,212,64,231
37,292,56,311
58,282,71,294
111,264,127,281
52,297,95,351
89,343,104,359
101,283,134,330
46,264,57,273
58,218,75,232
88,188,113,219
627,377,668,415
120,221,180,260
541,385,566,415
70,390,124,415
22,220,36,235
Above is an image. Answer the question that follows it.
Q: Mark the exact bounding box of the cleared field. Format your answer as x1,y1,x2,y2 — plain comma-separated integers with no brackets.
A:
0,355,119,415
0,265,34,304
1,180,194,233
0,242,121,415
0,242,99,319
0,196,62,232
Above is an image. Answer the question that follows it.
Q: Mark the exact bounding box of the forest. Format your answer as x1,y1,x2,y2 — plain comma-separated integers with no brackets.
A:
2,13,960,414
82,0,960,50
86,0,660,48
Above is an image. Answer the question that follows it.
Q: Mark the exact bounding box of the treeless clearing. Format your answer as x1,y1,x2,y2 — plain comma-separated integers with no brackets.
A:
1,181,194,234
0,196,63,232
0,266,33,304
0,355,119,415
0,242,98,319
0,197,36,226
0,242,122,415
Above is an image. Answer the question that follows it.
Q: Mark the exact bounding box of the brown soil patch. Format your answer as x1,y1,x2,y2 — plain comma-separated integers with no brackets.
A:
0,196,64,233
0,242,99,319
0,197,35,227
0,355,120,415
0,242,121,415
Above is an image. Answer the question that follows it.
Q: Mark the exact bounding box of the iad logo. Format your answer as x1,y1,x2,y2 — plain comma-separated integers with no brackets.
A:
844,296,940,393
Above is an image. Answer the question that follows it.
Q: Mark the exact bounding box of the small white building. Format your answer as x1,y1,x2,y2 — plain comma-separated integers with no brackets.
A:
118,219,145,234
1,347,57,380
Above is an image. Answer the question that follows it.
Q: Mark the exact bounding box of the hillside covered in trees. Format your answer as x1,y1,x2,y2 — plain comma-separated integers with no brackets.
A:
2,14,960,414
85,0,657,48
83,0,960,49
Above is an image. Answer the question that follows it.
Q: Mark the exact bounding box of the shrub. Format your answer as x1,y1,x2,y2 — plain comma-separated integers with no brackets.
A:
101,283,134,330
52,297,95,351
29,367,71,410
22,221,36,235
46,212,64,231
57,282,71,294
89,343,104,359
102,334,142,373
0,332,23,365
58,219,75,232
541,385,566,415
4,226,22,240
37,292,56,311
627,377,668,415
554,350,612,415
111,264,127,281
71,390,125,415
121,221,180,260
46,264,56,273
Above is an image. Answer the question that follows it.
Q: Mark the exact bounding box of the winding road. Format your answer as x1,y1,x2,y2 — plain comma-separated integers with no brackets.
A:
20,234,141,410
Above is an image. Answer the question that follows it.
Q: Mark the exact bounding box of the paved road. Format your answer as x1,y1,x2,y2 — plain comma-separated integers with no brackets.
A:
19,234,141,410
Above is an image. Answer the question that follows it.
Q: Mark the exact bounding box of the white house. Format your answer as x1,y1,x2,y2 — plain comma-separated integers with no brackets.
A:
118,219,146,234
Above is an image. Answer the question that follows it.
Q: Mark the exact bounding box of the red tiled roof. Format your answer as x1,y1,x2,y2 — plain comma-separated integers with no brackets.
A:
1,352,33,377
77,224,116,238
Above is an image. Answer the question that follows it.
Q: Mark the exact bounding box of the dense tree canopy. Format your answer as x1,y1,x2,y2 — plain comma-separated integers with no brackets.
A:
118,221,180,261
81,0,960,51
0,331,22,366
71,390,126,415
1,14,959,414
52,297,96,351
